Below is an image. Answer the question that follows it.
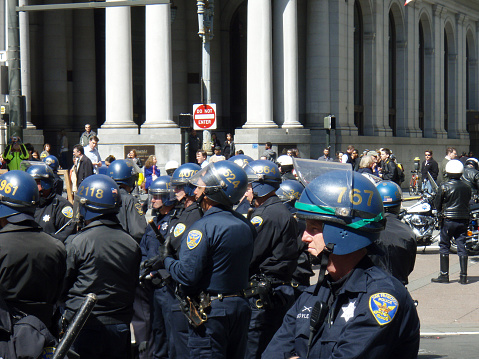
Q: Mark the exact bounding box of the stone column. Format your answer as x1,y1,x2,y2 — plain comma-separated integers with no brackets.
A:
142,3,176,128
19,0,34,128
102,0,136,128
274,0,302,128
244,0,277,128
455,14,468,139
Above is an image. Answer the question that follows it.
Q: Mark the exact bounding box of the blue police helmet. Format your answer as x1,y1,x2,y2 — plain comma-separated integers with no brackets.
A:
26,163,54,190
295,171,385,255
76,174,121,221
0,170,39,217
228,154,254,169
276,180,304,203
43,155,59,171
245,160,281,197
189,161,248,207
375,180,402,208
171,163,201,197
149,175,176,207
108,159,138,188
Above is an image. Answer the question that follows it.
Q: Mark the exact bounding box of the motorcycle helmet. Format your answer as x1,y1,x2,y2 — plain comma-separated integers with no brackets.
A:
296,170,385,255
245,160,281,197
43,155,60,172
375,180,402,214
171,163,201,197
445,159,464,179
149,175,176,207
0,170,39,218
108,159,139,188
189,161,248,207
26,163,54,191
76,174,121,221
165,160,179,176
276,180,304,203
465,158,479,170
228,154,254,169
277,155,294,172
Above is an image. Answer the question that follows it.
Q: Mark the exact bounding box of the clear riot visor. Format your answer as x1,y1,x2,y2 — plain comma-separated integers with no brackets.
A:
20,160,50,177
188,163,226,191
148,191,175,209
124,158,142,176
293,158,355,218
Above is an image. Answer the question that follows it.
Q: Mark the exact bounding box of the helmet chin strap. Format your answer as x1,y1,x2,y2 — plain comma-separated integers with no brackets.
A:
313,243,335,296
195,192,205,216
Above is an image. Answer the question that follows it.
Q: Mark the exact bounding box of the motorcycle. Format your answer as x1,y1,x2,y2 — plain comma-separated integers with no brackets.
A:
450,202,479,256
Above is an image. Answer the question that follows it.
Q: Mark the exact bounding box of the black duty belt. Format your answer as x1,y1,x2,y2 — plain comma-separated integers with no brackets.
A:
209,292,245,301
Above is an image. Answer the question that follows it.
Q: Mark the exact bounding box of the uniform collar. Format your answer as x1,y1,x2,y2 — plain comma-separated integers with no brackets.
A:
256,194,281,209
0,221,42,234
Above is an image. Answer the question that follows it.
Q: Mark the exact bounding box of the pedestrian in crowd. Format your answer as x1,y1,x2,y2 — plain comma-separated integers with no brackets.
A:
59,130,70,169
459,151,469,165
341,145,355,164
83,135,102,173
379,148,400,184
108,159,146,243
209,146,226,163
461,157,479,200
421,150,439,193
105,155,116,167
0,154,6,169
72,144,94,190
222,133,235,159
196,149,209,169
210,132,221,153
128,149,142,168
24,143,38,161
3,136,28,171
469,151,474,158
357,155,375,175
290,148,300,158
366,150,380,176
44,155,63,196
335,150,343,162
79,123,97,148
351,148,360,170
40,143,51,160
439,147,457,184
188,129,201,164
143,155,160,193
26,163,76,243
32,150,40,160
62,175,141,358
318,147,333,161
0,170,66,330
245,160,300,358
371,181,417,285
262,142,277,162
263,170,420,358
432,160,471,284
159,161,256,358
236,149,245,155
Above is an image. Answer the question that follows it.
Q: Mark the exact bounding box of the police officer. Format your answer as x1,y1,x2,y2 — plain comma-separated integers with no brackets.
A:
160,161,256,358
370,180,417,285
62,174,141,358
277,155,296,181
229,155,255,216
25,162,76,242
0,170,66,328
432,159,471,284
461,157,479,201
165,160,179,176
108,159,146,243
263,170,420,358
244,159,300,359
44,155,64,195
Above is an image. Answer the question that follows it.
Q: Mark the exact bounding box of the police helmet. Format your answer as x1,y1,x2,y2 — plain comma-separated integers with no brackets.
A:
165,160,179,176
0,170,39,218
76,174,121,221
276,180,304,203
171,163,201,197
245,160,281,197
43,155,60,172
228,154,254,169
149,175,176,207
375,180,402,212
189,161,248,207
296,171,385,255
277,155,294,168
26,163,54,190
465,157,479,170
108,159,139,188
445,159,464,178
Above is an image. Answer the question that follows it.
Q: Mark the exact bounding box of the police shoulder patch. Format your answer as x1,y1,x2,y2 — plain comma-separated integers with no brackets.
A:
174,223,186,237
62,206,73,219
369,292,399,326
135,202,144,216
251,216,264,228
186,230,203,250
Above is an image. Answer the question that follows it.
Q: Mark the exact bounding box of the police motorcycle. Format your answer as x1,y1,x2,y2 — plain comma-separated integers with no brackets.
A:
450,202,479,256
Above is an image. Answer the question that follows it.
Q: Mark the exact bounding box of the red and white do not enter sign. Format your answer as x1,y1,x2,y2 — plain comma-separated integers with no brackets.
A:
193,104,217,130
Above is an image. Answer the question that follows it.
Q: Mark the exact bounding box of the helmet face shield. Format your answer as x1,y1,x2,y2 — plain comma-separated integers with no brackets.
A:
23,161,54,190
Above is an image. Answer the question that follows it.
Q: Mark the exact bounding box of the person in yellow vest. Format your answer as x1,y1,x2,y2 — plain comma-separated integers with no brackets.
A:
3,136,29,171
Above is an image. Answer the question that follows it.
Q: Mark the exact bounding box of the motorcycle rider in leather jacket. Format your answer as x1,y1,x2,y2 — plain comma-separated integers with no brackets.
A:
432,160,471,284
461,157,479,201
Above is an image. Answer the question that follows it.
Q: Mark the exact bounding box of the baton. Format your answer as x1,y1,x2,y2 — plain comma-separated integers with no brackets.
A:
52,293,97,359
148,219,166,245
54,218,73,235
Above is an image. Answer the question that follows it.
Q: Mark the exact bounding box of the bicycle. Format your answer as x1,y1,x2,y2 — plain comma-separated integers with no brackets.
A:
409,171,421,195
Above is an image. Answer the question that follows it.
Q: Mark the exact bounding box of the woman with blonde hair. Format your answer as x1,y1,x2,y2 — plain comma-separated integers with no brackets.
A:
142,155,159,193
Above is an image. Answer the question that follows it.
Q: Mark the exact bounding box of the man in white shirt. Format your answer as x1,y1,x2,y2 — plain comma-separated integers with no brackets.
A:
196,149,209,169
83,136,102,173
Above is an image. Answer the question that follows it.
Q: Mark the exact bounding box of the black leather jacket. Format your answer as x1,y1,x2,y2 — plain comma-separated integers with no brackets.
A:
380,159,398,183
434,178,471,219
461,167,479,194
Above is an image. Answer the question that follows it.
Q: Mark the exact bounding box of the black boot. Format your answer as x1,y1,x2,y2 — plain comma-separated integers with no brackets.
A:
431,254,449,283
459,256,468,284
